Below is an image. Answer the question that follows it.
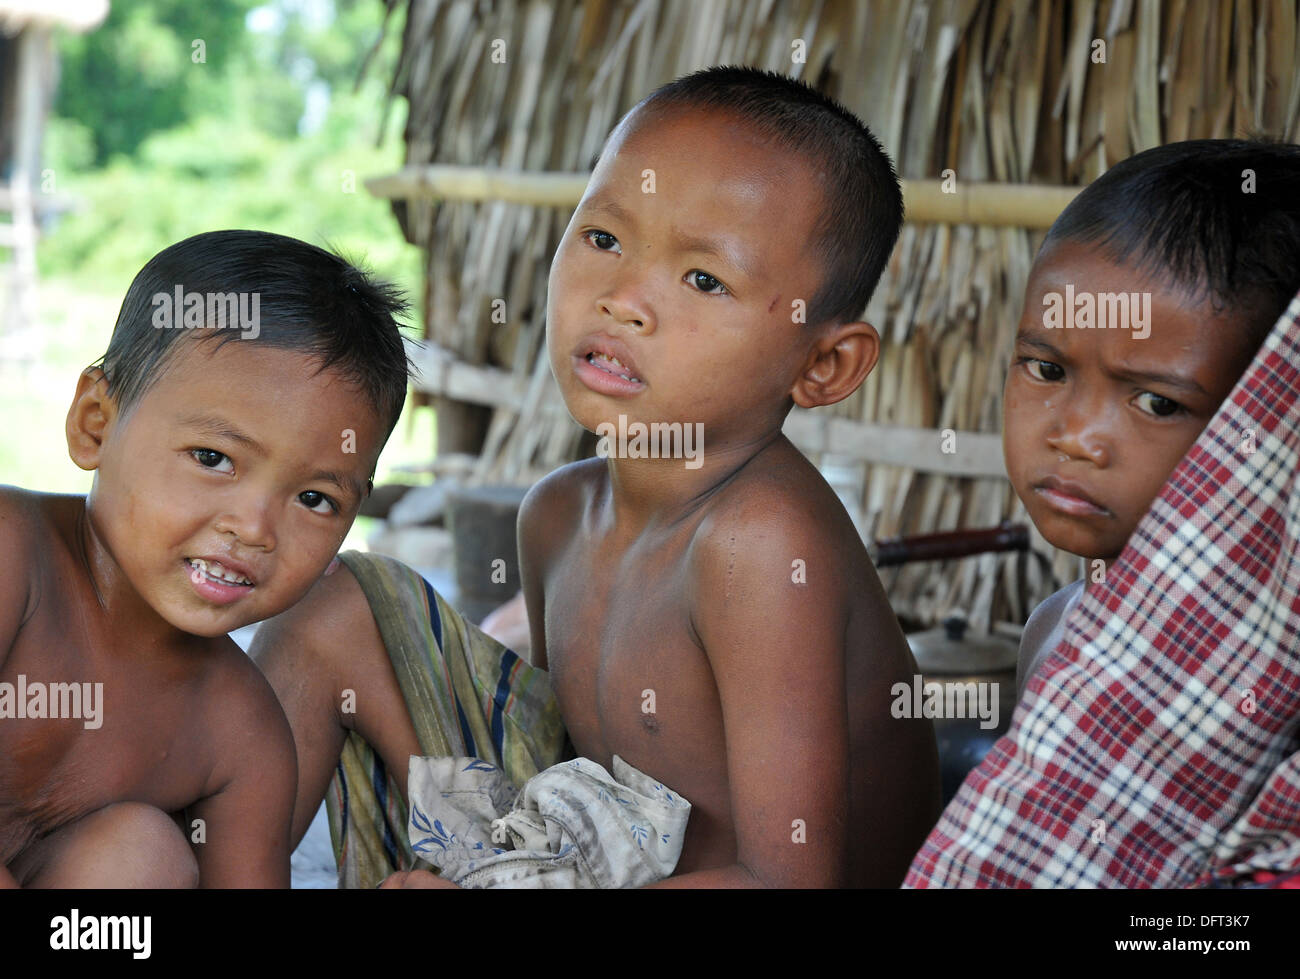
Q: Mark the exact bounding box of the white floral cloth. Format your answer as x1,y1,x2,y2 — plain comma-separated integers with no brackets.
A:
407,754,691,888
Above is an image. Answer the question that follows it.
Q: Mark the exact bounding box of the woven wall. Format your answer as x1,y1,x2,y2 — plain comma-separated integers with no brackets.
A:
379,0,1300,629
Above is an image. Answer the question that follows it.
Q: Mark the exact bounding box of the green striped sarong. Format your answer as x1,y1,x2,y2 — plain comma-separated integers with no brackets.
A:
327,551,567,889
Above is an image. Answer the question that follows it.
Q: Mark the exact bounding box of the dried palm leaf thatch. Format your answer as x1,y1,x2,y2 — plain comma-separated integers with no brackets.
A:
375,0,1300,629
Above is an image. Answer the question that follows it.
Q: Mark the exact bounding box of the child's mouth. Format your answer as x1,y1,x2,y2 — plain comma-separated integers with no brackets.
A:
1033,481,1110,518
586,351,642,383
185,557,256,605
573,350,647,396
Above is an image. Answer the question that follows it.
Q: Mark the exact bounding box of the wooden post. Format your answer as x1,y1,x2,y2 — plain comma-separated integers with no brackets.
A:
2,26,47,334
446,485,529,624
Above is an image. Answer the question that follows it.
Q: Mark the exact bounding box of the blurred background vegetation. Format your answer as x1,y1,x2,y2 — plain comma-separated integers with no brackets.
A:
3,0,431,546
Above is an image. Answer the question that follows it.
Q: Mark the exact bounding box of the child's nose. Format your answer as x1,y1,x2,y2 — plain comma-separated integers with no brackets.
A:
596,275,657,333
214,496,277,550
1046,398,1111,467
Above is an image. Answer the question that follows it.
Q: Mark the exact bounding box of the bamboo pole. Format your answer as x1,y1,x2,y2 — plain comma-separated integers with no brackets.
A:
366,166,591,208
366,165,1082,229
405,337,1010,478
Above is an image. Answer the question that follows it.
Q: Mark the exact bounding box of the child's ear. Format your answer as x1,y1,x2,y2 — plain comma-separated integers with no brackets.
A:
790,321,881,409
66,368,116,471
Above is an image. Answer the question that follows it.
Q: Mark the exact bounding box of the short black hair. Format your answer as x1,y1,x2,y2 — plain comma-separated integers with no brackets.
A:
632,66,904,327
1043,138,1300,352
97,229,412,436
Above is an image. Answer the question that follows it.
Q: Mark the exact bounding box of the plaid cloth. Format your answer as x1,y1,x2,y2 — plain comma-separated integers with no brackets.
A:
906,291,1300,888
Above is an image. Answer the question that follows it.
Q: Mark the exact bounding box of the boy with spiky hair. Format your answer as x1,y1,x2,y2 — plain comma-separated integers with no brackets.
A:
1008,139,1300,699
1,229,410,887
909,138,1300,888
257,67,941,889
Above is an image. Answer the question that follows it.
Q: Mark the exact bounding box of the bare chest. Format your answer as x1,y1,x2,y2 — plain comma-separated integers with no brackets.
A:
0,614,208,861
543,538,726,792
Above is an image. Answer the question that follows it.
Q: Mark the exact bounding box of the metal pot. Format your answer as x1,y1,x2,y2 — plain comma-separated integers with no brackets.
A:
906,613,1018,804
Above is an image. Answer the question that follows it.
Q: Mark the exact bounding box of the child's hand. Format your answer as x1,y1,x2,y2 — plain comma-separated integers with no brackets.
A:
379,869,461,889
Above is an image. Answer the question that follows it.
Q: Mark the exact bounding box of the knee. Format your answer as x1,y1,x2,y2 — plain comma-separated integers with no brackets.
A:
46,802,199,889
100,803,199,888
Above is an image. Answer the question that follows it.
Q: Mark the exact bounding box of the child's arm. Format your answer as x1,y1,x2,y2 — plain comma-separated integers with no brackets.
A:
187,663,297,887
517,483,550,671
664,500,858,888
517,465,585,671
0,490,35,666
0,492,35,889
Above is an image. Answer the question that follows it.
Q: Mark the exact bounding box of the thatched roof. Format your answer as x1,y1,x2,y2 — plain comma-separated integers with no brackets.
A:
373,0,1300,630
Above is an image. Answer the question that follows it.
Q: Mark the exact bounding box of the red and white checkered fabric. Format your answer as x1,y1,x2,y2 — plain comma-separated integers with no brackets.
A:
906,292,1300,888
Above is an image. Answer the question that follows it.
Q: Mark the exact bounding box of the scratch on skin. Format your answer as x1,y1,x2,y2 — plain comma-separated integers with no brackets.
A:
767,294,779,314
726,533,736,600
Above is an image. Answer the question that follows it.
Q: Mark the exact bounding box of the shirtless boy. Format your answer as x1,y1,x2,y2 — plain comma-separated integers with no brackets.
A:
1009,139,1300,698
1,230,409,887
256,68,940,888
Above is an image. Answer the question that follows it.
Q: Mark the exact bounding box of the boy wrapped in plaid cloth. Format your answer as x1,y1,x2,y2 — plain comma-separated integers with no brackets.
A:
907,139,1300,888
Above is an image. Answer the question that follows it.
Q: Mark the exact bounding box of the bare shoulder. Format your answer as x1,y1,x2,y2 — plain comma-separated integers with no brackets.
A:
687,442,861,611
518,458,601,545
0,483,42,557
180,637,295,821
0,487,68,663
0,484,57,566
1016,578,1086,695
685,438,909,686
1026,578,1086,630
681,443,875,703
199,634,295,742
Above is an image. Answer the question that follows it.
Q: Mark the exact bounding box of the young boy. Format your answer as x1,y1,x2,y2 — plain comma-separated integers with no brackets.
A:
908,138,1300,889
254,67,941,888
1009,138,1300,701
0,230,410,887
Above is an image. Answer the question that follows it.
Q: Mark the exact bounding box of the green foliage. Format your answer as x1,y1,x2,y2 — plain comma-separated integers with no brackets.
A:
41,117,97,173
38,92,419,299
56,0,261,163
39,0,419,300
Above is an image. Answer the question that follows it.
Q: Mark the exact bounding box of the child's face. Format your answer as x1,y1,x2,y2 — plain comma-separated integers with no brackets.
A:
69,337,387,637
1003,239,1257,564
546,106,832,443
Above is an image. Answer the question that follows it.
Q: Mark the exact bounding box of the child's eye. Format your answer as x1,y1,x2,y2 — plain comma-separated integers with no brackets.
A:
191,448,233,474
687,270,727,295
581,230,621,253
1021,359,1064,382
298,490,338,515
1133,391,1184,418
